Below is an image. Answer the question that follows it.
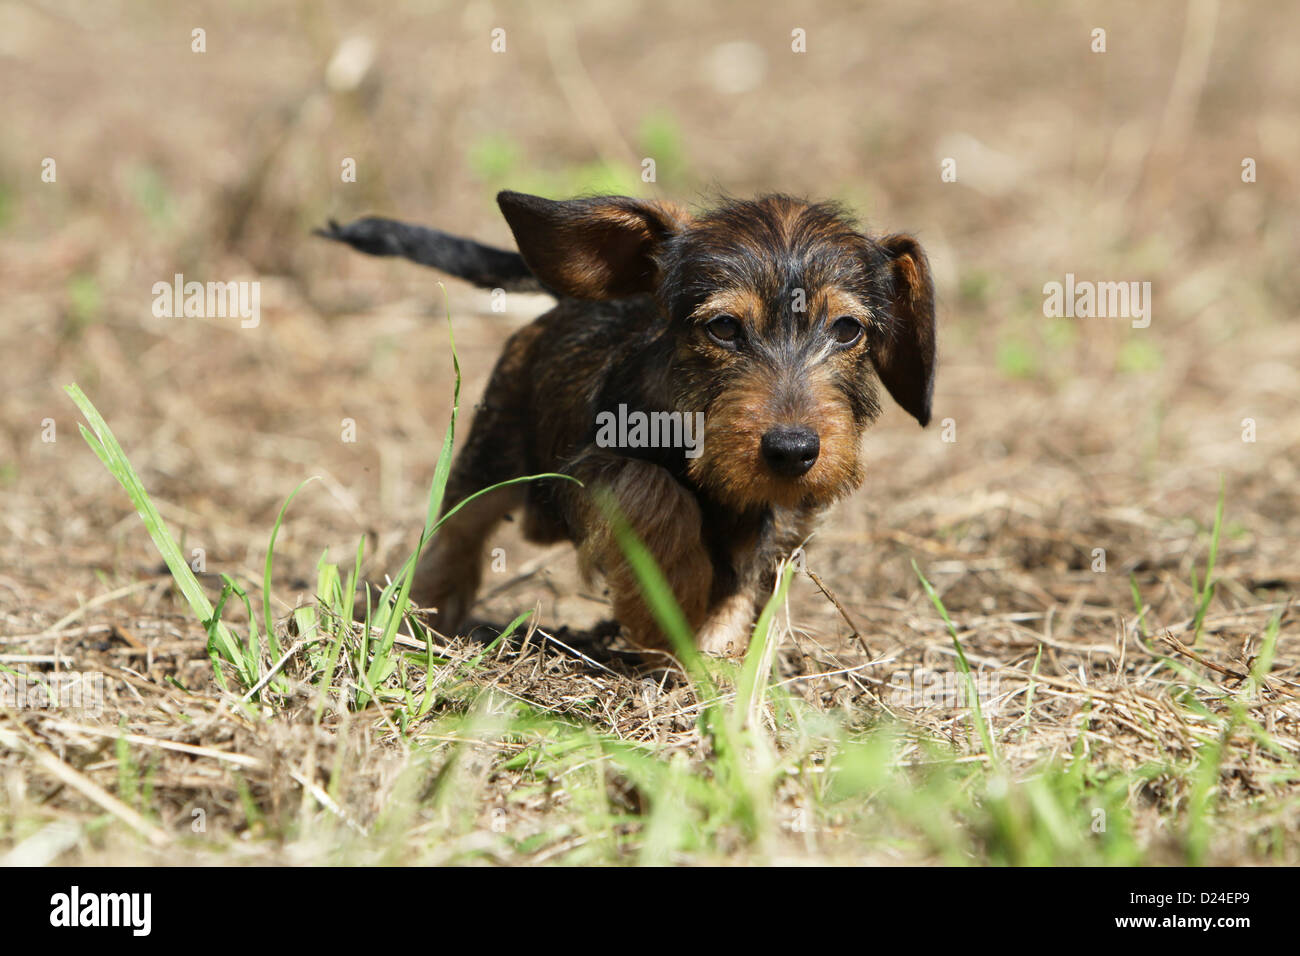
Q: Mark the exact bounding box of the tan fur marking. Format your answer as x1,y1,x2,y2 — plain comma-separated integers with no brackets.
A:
576,460,713,651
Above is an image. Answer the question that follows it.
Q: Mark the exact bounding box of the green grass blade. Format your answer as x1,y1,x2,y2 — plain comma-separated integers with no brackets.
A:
735,558,796,725
362,288,461,700
65,383,240,672
262,476,321,662
1128,573,1149,639
913,560,998,765
422,282,461,535
1191,476,1225,646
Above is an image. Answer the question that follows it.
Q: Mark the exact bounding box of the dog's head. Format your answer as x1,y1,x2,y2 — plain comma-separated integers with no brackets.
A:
497,191,936,511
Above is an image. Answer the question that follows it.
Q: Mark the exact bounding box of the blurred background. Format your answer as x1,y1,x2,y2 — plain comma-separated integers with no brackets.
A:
1,0,1297,654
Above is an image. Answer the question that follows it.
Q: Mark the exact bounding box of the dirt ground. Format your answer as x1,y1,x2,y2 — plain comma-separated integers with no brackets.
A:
1,0,1298,865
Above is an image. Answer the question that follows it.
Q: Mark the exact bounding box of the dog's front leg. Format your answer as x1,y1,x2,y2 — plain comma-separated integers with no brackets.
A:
695,508,816,658
695,546,769,658
554,450,713,653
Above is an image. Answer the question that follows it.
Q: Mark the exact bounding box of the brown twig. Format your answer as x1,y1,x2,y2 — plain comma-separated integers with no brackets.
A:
1161,632,1248,682
805,568,872,658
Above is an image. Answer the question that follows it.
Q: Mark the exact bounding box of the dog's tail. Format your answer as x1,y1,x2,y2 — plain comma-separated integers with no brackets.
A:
314,216,545,293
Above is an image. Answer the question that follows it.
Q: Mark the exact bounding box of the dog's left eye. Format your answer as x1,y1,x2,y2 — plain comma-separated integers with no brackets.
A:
830,316,864,346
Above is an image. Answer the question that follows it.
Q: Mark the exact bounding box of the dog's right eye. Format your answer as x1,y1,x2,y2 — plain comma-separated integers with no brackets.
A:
706,315,742,347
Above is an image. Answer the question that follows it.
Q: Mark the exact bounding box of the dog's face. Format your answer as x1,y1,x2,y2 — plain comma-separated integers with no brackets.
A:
497,191,936,512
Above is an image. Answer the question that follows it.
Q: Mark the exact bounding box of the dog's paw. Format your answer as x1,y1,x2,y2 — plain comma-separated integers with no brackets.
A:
694,592,758,657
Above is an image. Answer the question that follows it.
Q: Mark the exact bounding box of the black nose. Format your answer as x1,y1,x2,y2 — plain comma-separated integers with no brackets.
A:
761,426,820,478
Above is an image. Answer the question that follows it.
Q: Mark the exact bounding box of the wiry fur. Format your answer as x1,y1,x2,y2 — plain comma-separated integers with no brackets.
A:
322,191,937,656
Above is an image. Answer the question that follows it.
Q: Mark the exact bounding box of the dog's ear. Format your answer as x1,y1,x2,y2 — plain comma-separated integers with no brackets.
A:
496,191,688,299
870,234,937,427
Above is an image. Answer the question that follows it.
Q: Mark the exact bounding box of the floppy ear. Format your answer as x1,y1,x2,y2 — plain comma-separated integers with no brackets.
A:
496,191,688,300
871,235,937,427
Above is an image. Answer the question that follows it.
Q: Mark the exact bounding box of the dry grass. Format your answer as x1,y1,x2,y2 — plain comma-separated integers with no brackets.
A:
2,0,1299,865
